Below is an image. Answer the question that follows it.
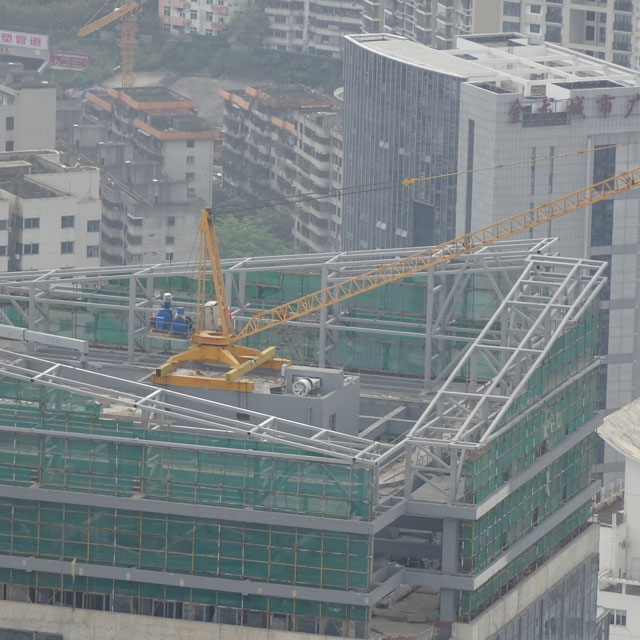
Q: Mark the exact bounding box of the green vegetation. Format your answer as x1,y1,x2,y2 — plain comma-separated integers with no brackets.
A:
5,0,341,93
213,188,293,258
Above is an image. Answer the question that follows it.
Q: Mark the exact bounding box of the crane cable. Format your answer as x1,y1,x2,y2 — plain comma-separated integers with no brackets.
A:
212,139,640,216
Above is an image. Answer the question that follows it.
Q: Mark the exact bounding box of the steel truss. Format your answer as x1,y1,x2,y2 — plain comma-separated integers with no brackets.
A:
0,240,607,609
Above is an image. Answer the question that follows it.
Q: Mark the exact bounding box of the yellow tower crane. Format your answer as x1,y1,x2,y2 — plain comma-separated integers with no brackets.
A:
78,0,142,89
152,166,640,392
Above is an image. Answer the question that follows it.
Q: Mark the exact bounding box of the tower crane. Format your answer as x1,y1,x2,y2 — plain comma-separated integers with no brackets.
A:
151,166,640,392
78,0,142,88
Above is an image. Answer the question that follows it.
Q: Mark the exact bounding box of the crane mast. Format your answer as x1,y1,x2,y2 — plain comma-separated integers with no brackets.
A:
77,1,141,88
152,167,640,392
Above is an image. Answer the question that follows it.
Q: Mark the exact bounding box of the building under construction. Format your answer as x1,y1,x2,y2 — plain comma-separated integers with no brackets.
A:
0,237,607,639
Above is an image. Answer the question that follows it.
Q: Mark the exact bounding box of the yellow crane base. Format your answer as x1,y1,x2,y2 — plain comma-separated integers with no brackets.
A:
151,343,289,392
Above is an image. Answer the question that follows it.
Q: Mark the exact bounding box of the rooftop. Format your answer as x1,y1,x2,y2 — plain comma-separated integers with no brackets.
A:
599,398,640,459
117,86,191,104
346,33,640,96
245,84,334,110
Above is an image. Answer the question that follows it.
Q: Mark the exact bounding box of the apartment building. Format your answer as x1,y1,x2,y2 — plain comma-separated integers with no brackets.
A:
0,150,101,271
219,84,342,251
158,0,247,36
363,0,640,68
73,86,219,265
264,0,363,57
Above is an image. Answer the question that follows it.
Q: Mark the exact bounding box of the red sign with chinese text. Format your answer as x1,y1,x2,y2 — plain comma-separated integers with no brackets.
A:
0,30,48,50
49,50,92,70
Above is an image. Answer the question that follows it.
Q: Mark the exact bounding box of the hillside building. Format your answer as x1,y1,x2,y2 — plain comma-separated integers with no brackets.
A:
158,0,246,36
219,84,342,252
0,149,101,271
71,86,219,265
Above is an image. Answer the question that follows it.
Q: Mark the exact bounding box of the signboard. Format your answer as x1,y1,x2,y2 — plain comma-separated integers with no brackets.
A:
0,30,48,51
49,50,92,70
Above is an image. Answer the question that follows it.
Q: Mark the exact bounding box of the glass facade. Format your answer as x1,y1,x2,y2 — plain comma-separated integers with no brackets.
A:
343,36,461,251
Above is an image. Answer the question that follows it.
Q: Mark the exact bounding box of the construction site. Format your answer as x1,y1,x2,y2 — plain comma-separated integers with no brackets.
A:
0,163,625,639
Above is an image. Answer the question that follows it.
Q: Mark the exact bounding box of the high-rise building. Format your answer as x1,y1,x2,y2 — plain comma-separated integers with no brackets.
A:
0,150,101,271
0,238,607,639
219,84,342,252
343,33,640,417
362,0,640,69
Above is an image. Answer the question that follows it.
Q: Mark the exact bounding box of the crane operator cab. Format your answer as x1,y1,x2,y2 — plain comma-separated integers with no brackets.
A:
203,300,233,333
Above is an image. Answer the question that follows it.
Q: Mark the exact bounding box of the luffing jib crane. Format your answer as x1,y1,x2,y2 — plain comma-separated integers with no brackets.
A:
78,0,142,88
151,167,640,392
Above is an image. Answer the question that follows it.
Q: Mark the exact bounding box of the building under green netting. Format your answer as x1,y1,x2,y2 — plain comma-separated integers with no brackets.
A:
0,241,607,639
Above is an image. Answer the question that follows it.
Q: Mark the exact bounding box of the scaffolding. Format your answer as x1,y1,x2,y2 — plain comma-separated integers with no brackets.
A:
0,239,606,636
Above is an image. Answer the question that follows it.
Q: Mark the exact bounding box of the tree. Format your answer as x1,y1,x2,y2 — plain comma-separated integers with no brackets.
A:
225,9,269,51
215,215,291,259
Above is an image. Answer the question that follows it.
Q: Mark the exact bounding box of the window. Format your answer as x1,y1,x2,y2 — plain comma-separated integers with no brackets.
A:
166,236,175,245
503,20,520,31
586,10,596,20
186,139,195,148
609,610,627,626
529,4,541,13
167,216,176,226
86,245,100,258
87,219,100,232
186,155,195,164
165,252,174,261
503,1,521,17
529,23,541,33
206,11,213,21
586,25,595,40
185,172,195,181
61,241,74,254
23,217,39,229
5,141,13,152
206,0,213,3
0,246,6,256
5,116,13,131
190,9,198,18
61,215,75,229
23,243,39,255
546,6,562,23
164,6,171,15
0,220,7,230
546,25,562,42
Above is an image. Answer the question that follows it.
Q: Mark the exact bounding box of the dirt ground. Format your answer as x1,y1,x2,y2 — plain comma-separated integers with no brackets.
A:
103,71,254,122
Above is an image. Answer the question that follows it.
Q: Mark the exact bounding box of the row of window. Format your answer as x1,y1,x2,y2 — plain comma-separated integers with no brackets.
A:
0,244,100,257
0,218,101,232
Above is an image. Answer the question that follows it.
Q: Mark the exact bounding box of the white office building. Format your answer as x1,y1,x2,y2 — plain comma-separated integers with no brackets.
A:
0,150,101,271
343,33,640,418
0,77,55,152
598,398,640,639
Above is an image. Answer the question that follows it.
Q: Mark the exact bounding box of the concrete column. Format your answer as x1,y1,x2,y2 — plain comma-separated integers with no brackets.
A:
440,517,459,622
